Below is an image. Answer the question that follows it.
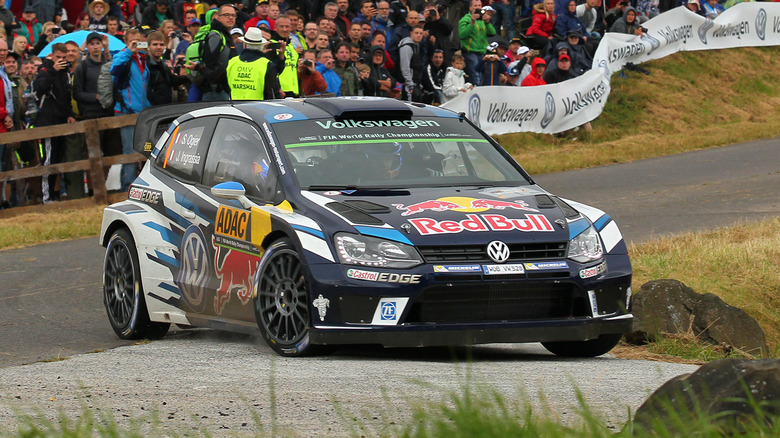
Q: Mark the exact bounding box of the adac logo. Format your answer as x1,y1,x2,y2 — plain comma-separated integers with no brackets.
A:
756,8,767,41
642,32,661,55
468,94,481,128
698,19,714,44
215,206,250,240
393,197,538,216
540,92,555,129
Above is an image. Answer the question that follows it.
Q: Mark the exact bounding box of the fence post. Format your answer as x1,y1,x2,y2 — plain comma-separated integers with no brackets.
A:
84,119,108,204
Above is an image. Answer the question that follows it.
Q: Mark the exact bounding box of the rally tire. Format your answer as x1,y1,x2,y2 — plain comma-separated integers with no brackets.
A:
541,333,623,358
103,228,170,340
254,238,328,357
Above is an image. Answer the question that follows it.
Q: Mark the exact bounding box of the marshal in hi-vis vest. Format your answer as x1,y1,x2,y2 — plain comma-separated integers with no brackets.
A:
227,56,270,100
278,44,299,96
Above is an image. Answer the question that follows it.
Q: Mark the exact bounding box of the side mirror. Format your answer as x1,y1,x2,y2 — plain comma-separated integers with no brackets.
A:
211,181,252,209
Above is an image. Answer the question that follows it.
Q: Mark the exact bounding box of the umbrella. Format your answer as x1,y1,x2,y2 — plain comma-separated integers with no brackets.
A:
37,30,126,57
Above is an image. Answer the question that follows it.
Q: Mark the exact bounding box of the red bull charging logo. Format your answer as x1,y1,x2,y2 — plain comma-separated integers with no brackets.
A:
212,237,260,315
392,197,538,216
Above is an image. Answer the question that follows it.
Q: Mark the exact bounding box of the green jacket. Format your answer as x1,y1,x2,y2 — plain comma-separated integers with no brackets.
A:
458,13,496,54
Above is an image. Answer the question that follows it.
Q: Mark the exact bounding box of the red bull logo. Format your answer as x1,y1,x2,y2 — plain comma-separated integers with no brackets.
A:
213,237,260,315
409,214,554,235
393,197,537,216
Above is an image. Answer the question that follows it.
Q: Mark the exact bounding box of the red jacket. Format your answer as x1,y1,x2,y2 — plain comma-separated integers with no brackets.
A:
527,8,556,38
521,57,547,87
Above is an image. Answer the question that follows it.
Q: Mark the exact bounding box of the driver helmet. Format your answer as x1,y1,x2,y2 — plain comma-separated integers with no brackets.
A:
367,142,403,176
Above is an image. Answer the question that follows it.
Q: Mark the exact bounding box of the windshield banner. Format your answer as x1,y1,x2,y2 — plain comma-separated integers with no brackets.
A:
441,3,780,134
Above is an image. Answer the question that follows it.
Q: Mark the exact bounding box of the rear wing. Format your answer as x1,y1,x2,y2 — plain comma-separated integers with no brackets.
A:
133,101,232,158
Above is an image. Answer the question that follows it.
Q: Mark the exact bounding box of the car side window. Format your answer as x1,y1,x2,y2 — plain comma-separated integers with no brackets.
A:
155,117,215,183
202,118,277,202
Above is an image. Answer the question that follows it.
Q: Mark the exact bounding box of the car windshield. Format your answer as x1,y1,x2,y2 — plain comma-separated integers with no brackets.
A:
271,117,531,189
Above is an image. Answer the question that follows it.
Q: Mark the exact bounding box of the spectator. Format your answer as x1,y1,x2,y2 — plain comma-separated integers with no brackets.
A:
146,31,190,104
32,43,76,203
322,2,343,38
478,43,507,86
422,1,452,65
227,27,282,99
520,56,546,86
298,49,327,95
636,0,660,20
197,4,238,101
388,10,420,66
111,28,148,191
399,24,424,101
334,0,353,36
17,7,43,46
0,39,13,135
12,37,30,69
491,0,517,41
268,3,281,28
609,6,642,34
683,0,705,16
421,48,445,104
88,0,110,32
510,45,533,83
389,0,414,30
120,0,139,27
459,1,496,86
347,21,365,50
702,0,724,18
315,49,341,94
441,54,472,103
555,0,586,39
142,0,174,29
604,0,628,30
563,30,591,76
106,15,124,38
245,0,274,32
314,30,331,51
0,3,18,38
575,0,602,39
370,1,393,45
231,28,244,54
356,0,376,22
286,11,306,52
303,21,319,49
543,52,574,83
77,11,92,31
332,41,360,96
174,18,200,57
363,45,396,96
526,0,555,56
275,15,301,96
361,30,395,71
63,41,81,74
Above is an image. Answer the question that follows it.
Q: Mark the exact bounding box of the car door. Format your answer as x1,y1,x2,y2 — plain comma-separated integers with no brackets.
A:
193,117,281,323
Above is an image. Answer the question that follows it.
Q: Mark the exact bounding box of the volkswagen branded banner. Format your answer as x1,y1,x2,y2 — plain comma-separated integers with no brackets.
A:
442,3,780,134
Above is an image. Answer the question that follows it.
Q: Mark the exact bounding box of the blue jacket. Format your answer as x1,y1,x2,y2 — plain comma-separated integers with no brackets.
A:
316,63,342,96
555,8,586,37
111,48,150,114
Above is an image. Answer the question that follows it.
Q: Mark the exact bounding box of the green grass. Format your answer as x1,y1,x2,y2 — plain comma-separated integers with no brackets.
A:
630,217,780,358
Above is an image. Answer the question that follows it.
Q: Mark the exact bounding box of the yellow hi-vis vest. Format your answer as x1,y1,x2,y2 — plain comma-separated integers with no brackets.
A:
227,56,270,100
278,43,299,95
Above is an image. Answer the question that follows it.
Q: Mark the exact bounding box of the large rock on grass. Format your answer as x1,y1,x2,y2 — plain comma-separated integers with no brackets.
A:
625,279,769,357
633,358,780,435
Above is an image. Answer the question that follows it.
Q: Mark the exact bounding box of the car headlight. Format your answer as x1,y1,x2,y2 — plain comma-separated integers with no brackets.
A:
567,225,603,263
335,233,423,269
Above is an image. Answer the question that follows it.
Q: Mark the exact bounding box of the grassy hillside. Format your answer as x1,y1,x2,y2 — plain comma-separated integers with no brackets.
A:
497,46,780,175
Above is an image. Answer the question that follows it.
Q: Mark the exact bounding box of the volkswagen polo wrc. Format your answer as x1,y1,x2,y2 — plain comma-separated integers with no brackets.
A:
100,97,633,357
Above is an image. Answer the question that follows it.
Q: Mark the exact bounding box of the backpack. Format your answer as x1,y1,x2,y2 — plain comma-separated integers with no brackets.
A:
185,24,226,88
99,56,132,111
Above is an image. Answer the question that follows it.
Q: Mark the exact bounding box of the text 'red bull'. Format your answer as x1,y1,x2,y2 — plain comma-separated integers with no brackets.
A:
408,214,554,235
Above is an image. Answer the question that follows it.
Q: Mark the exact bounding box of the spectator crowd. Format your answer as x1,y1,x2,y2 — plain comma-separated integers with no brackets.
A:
0,0,745,206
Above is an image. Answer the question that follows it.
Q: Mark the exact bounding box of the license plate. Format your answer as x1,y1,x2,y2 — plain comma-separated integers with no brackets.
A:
482,264,526,275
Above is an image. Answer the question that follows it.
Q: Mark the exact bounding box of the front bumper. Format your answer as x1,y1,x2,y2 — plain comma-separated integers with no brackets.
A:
311,314,633,347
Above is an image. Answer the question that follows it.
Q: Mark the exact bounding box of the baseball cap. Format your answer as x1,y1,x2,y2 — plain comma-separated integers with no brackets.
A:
187,18,202,26
481,5,495,13
516,46,530,56
230,27,244,35
23,5,36,13
86,31,103,43
136,25,155,35
559,54,571,61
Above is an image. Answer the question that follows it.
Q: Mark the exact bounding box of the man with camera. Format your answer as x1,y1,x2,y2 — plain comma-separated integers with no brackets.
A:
31,43,76,203
298,49,327,96
422,1,452,65
458,0,496,86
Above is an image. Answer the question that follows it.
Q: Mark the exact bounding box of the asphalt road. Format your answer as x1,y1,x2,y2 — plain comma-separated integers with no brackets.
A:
0,138,777,435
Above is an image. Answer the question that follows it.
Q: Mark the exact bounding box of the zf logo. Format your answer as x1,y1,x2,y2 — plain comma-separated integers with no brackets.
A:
380,302,397,320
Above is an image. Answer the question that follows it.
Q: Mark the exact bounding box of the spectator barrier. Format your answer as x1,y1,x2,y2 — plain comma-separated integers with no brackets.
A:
442,3,780,134
0,114,140,205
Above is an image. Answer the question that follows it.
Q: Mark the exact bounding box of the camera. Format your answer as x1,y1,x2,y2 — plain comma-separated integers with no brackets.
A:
51,27,61,34
303,59,313,67
175,57,186,66
640,26,649,33
170,30,183,38
136,41,148,49
65,61,72,69
427,8,436,17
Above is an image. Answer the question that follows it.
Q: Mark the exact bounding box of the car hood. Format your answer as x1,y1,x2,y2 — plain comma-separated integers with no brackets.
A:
303,186,575,246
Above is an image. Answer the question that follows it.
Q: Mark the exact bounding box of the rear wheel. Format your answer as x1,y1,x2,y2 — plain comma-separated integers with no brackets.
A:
541,333,623,357
254,238,326,357
103,228,170,340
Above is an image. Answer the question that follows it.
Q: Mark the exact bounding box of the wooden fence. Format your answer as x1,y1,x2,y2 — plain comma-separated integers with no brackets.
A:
0,114,142,205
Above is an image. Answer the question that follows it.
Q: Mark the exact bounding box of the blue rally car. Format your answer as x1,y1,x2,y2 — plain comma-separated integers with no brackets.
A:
100,97,633,357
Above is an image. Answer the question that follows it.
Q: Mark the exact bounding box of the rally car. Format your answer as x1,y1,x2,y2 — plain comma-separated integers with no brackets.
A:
100,97,633,357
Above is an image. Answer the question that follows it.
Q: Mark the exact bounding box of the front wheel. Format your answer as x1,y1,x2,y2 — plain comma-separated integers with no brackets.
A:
103,228,170,340
254,238,327,357
541,333,623,357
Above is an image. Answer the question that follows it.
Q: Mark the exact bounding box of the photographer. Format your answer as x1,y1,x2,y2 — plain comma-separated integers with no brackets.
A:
298,49,327,96
31,23,66,57
31,43,76,203
422,1,452,66
458,1,496,86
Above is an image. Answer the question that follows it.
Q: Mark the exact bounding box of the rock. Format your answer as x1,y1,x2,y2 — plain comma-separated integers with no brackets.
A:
625,279,769,357
632,358,780,435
